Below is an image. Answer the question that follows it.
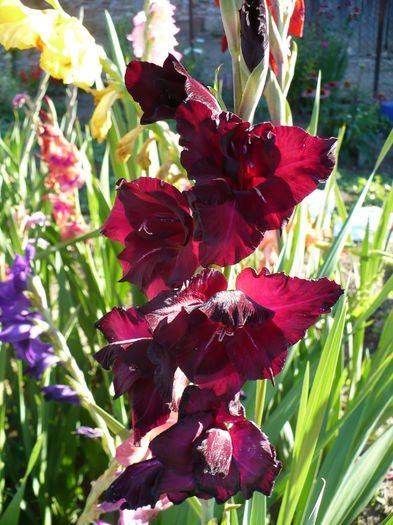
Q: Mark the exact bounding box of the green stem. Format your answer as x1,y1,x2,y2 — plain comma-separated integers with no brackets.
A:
76,459,118,525
200,498,215,525
20,72,50,177
29,276,119,457
232,55,243,115
255,379,267,428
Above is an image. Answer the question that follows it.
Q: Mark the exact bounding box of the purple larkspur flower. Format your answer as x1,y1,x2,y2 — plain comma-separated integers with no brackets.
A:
41,384,80,405
0,246,58,378
75,426,104,438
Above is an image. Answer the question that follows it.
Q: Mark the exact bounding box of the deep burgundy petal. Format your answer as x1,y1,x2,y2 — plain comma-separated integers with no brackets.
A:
176,316,242,399
194,361,245,401
125,54,220,124
94,343,123,370
177,100,336,245
187,180,263,266
192,428,241,502
178,385,245,424
240,0,269,72
225,321,288,382
147,341,178,402
125,56,187,124
106,458,164,509
96,307,151,344
176,101,243,184
236,267,343,345
117,238,181,299
230,420,281,498
194,427,232,477
113,358,140,397
117,178,192,231
130,377,172,442
150,412,214,473
102,177,198,297
156,469,195,504
140,268,228,331
249,125,336,230
99,192,131,245
198,290,273,329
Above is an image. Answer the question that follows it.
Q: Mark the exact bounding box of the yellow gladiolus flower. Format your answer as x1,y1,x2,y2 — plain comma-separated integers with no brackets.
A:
0,0,102,88
90,87,121,143
0,0,52,50
40,17,103,88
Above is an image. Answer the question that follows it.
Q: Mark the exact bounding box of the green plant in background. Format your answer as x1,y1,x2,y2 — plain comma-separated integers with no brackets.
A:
0,53,22,125
289,4,359,104
300,82,392,165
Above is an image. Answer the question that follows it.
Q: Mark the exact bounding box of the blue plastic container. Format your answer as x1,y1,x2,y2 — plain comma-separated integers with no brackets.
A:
381,101,393,122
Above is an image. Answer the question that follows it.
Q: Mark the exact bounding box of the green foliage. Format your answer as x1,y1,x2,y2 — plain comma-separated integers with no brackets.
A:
315,85,390,164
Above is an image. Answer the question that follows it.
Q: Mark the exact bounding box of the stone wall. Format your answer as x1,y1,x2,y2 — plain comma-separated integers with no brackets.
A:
3,1,393,99
25,0,222,46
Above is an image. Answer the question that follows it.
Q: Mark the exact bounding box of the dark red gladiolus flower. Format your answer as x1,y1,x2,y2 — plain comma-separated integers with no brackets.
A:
95,307,187,441
177,100,336,266
240,0,269,73
125,54,221,124
150,267,342,399
102,177,199,299
106,386,281,509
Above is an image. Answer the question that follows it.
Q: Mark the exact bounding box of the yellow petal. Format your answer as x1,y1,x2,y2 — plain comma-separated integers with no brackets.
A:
137,138,155,171
0,0,102,87
40,16,102,87
0,0,52,50
90,89,120,143
115,126,144,163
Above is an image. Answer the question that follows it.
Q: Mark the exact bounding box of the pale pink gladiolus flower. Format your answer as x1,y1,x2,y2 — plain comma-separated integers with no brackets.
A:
119,496,172,524
116,413,178,468
60,220,89,241
25,212,50,230
95,496,172,525
127,0,182,65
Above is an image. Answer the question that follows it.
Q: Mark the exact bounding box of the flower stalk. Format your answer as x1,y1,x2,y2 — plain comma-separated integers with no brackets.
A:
29,275,121,457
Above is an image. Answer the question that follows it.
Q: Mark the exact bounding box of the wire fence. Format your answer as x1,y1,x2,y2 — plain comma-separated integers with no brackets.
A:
305,0,393,55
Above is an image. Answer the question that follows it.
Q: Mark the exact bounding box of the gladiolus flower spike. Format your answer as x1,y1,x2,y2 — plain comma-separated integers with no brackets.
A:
98,32,342,510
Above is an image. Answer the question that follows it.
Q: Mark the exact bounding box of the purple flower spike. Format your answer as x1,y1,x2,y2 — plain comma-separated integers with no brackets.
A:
0,248,58,378
41,384,80,405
